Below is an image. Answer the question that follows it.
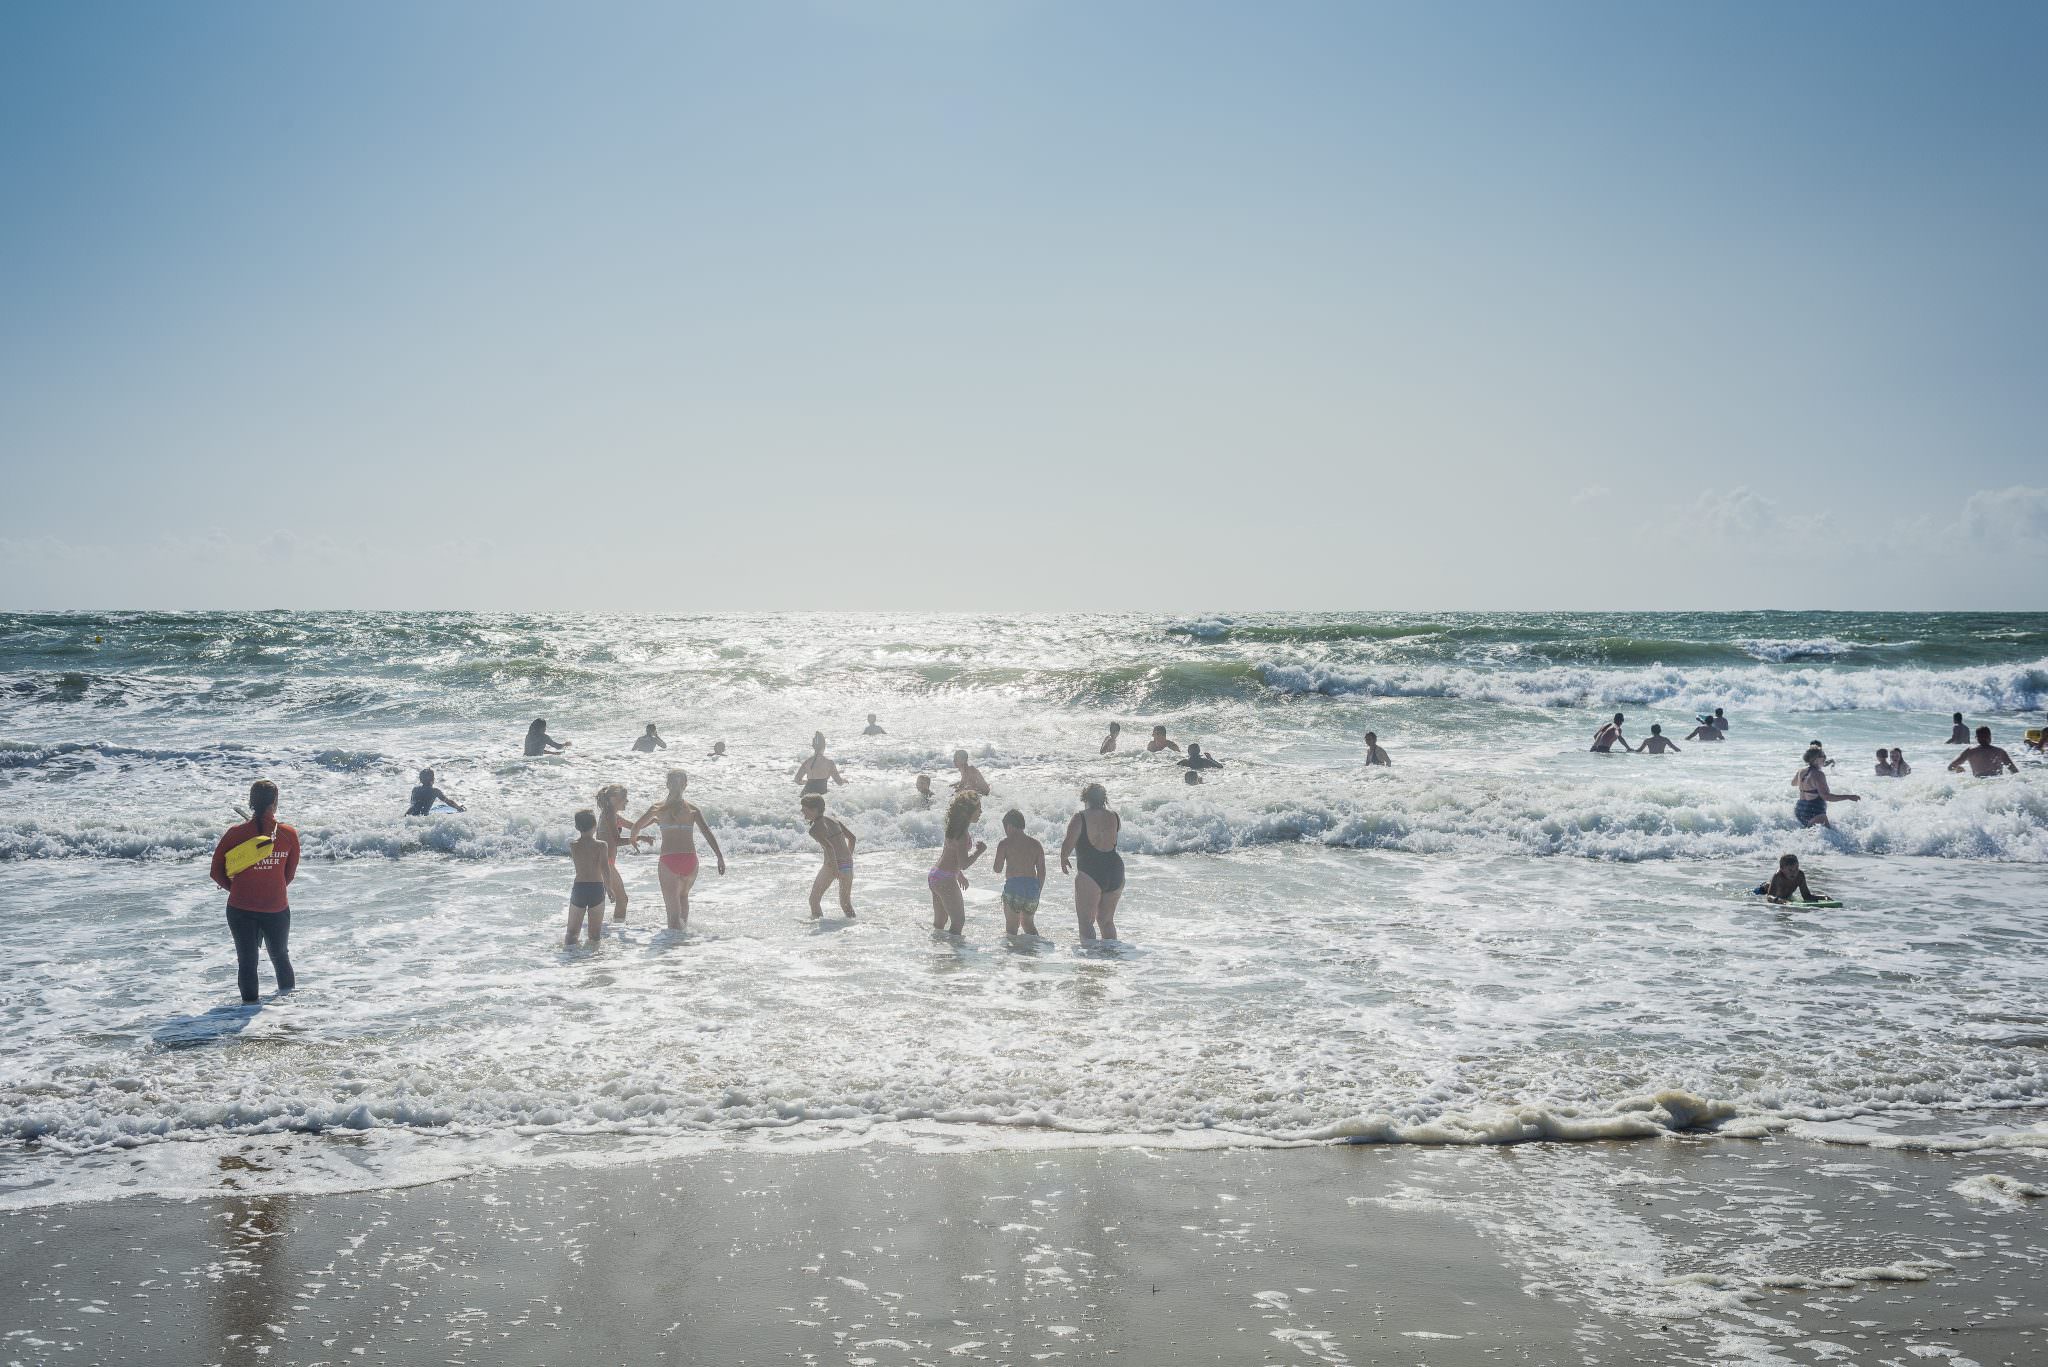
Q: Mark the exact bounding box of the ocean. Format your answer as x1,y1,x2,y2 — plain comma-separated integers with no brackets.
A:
2,610,2045,1209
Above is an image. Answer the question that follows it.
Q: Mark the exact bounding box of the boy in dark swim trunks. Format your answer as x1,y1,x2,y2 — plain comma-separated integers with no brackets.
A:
1755,853,1825,904
991,809,1045,936
566,809,607,945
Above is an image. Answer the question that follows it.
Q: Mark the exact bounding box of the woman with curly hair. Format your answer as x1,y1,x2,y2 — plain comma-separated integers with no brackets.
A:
927,791,987,934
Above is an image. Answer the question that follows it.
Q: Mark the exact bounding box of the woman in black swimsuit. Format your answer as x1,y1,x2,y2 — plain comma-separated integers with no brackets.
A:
794,733,843,796
1060,782,1125,942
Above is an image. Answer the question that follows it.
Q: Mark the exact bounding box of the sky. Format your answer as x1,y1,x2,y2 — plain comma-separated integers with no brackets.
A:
2,1,2044,611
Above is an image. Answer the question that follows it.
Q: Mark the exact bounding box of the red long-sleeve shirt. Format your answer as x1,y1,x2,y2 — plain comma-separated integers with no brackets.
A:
209,820,301,913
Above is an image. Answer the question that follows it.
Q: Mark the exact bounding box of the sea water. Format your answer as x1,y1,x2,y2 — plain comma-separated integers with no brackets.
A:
2,610,2045,1206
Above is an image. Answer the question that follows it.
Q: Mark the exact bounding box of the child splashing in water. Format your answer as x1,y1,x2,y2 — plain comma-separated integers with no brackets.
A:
630,770,726,930
928,791,987,934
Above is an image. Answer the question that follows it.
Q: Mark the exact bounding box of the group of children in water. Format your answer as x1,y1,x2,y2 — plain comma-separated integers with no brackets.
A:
554,715,1150,947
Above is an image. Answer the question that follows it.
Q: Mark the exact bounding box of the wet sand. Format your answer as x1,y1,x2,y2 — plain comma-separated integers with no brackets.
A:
1,1137,2042,1366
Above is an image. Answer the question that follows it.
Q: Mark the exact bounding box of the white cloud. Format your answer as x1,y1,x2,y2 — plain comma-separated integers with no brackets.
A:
1959,485,2048,552
1689,484,1786,545
1570,485,1611,506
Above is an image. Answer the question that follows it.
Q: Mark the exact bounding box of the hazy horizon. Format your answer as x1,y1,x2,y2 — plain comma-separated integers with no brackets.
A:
4,2,2044,612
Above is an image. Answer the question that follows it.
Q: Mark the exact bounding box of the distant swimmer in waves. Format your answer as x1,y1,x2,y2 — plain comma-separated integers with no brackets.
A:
1363,731,1392,767
1178,742,1223,771
1146,725,1181,754
564,809,607,946
914,773,936,805
951,749,991,795
1684,718,1723,742
1890,747,1911,776
707,740,727,760
630,769,725,930
992,808,1046,936
1061,782,1124,942
1948,727,2018,777
406,767,464,815
863,713,886,736
595,784,638,920
1874,748,1896,777
801,794,857,919
210,779,300,1004
795,734,845,795
1702,707,1729,734
1591,713,1634,753
927,792,986,934
1947,712,1970,744
1637,724,1681,754
2026,731,2047,755
1755,853,1827,905
1793,747,1858,828
1100,721,1121,755
632,724,666,753
525,719,570,756
1183,767,1204,785
1806,740,1835,768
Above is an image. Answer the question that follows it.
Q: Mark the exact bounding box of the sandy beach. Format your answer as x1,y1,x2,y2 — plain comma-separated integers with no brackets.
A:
4,1136,2042,1367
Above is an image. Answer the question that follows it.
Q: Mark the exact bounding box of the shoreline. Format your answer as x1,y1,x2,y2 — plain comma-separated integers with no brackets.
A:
3,1138,2043,1366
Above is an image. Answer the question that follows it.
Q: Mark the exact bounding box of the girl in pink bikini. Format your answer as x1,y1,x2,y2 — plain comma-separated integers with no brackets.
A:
631,770,726,931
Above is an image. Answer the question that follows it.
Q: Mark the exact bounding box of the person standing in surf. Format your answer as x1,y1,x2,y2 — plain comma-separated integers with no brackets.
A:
595,783,637,919
992,809,1046,937
795,733,845,795
1061,782,1125,942
801,794,858,919
209,779,301,1004
630,770,726,931
1637,725,1682,754
1948,727,2018,777
406,767,463,814
1363,731,1392,766
1946,712,1970,743
525,719,570,756
1591,713,1634,753
863,714,886,736
1793,747,1859,828
951,749,991,795
1100,722,1121,755
927,792,986,934
632,724,666,753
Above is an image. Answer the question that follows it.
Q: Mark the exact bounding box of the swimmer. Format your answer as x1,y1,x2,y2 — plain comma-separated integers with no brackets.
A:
1591,713,1634,753
210,779,299,1003
1061,782,1124,942
1874,748,1895,777
1363,731,1391,766
707,741,726,760
1948,727,2018,777
594,783,638,920
801,794,858,919
794,734,845,795
406,767,463,815
632,724,666,753
1706,707,1729,734
1947,712,1970,744
630,770,726,930
1806,740,1835,768
1889,747,1910,776
1146,725,1181,754
1178,742,1223,771
1755,853,1826,905
914,773,936,805
991,809,1045,936
1793,747,1859,828
1100,722,1121,755
927,792,986,934
1684,719,1723,742
565,809,607,945
951,749,991,795
1182,768,1204,785
2026,732,2047,755
863,714,886,736
1637,724,1681,754
524,718,570,756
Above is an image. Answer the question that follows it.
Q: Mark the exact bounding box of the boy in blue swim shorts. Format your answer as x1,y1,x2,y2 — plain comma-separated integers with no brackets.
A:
991,808,1045,936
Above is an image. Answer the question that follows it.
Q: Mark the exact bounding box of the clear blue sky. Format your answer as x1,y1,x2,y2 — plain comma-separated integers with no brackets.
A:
3,1,2044,609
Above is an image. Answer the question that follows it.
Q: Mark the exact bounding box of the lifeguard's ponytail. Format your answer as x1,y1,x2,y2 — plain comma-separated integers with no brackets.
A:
249,779,279,833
